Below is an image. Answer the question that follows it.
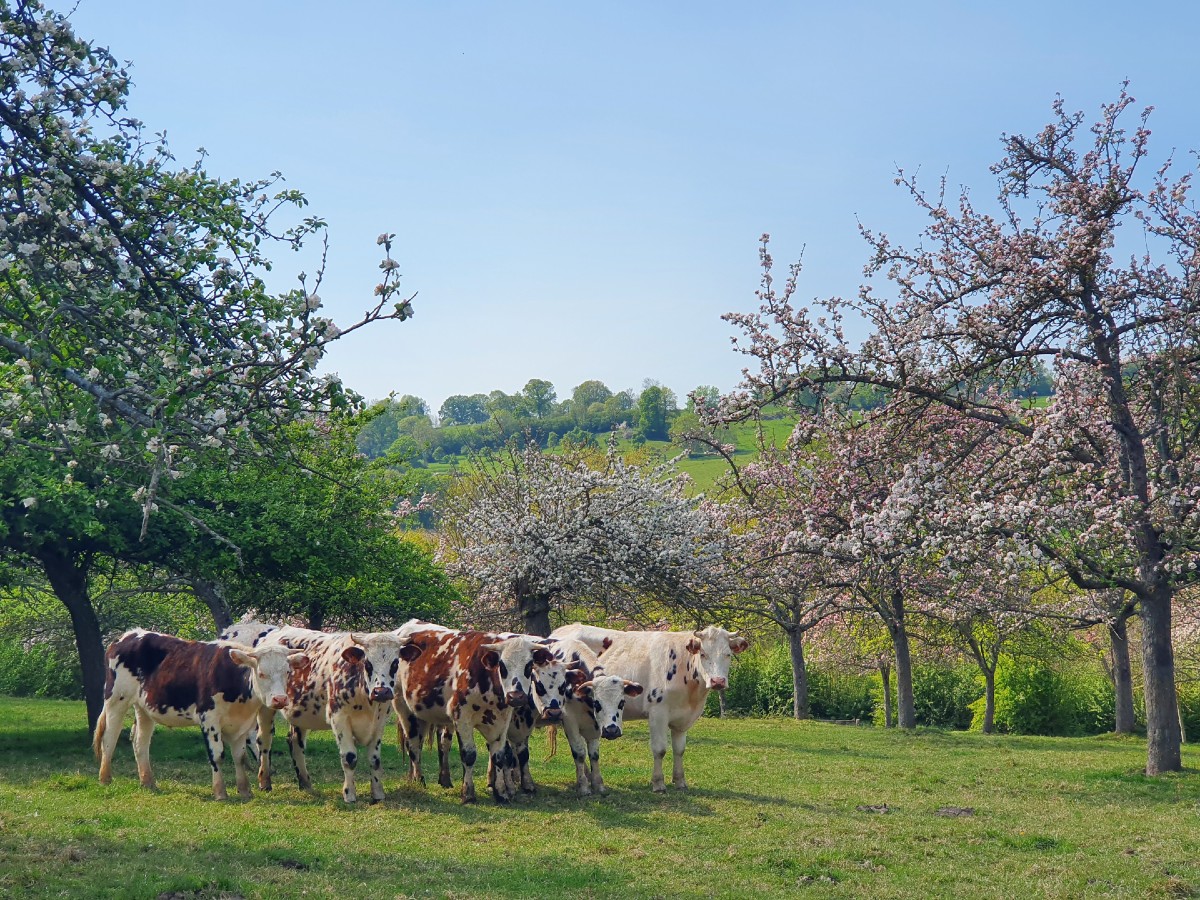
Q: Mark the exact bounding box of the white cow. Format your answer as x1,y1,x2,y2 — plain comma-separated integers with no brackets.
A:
549,624,747,792
538,636,643,796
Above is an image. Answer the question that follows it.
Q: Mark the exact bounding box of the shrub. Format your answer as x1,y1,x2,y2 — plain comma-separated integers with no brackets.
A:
910,664,980,729
0,637,83,700
971,656,1115,736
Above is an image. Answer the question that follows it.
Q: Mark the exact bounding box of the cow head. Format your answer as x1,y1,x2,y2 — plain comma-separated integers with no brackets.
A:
574,676,643,739
684,626,748,691
341,632,422,704
494,636,556,710
529,654,572,723
229,644,310,710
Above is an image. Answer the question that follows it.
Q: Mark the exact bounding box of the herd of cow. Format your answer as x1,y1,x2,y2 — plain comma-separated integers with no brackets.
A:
92,619,749,804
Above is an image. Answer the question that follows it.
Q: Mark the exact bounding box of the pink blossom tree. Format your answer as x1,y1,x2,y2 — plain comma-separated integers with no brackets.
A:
721,88,1200,773
437,439,733,636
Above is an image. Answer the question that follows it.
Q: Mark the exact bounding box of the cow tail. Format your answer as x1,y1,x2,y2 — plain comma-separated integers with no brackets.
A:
426,725,436,751
546,724,558,760
92,712,107,761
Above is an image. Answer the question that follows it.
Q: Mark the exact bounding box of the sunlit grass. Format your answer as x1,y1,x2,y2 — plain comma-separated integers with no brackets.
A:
2,697,1197,898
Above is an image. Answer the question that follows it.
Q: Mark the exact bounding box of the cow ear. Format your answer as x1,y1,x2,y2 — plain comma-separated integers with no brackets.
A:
287,652,311,671
574,680,595,698
532,647,555,667
685,639,701,655
481,650,501,669
399,643,423,662
228,648,255,668
623,680,644,697
729,634,749,654
342,646,366,664
563,668,587,687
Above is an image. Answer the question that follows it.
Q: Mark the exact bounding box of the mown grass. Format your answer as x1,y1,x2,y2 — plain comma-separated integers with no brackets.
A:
2,697,1198,899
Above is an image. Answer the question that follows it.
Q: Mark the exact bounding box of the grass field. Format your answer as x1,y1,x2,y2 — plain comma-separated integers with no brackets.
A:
2,697,1198,899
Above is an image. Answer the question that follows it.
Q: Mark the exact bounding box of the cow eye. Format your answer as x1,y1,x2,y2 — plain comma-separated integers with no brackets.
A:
364,661,374,676
535,681,546,696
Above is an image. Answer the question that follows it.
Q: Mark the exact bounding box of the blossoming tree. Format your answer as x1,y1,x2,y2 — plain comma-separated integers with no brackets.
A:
1,1,416,730
438,438,732,635
721,89,1200,773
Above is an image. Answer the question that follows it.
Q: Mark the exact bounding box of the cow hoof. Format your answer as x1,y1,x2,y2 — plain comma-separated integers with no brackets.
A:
461,795,477,805
369,796,383,805
438,776,453,788
577,787,593,797
521,785,537,796
596,785,608,795
652,784,666,793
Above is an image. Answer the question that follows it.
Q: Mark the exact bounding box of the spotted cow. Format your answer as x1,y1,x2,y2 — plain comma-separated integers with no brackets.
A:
498,633,571,795
393,622,554,803
250,625,422,803
549,624,747,792
93,629,309,800
540,636,643,796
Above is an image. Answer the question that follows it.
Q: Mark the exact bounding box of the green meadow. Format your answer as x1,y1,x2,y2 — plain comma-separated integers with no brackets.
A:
1,697,1198,898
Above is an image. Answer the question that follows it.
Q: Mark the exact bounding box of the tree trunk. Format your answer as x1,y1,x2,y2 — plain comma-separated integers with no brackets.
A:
889,591,916,729
981,668,996,735
517,590,552,637
879,662,893,728
192,578,233,632
786,627,810,720
306,599,325,632
1139,585,1181,774
40,549,104,735
1109,616,1136,735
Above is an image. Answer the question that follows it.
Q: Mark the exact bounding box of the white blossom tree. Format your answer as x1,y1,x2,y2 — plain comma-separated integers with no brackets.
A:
438,438,733,635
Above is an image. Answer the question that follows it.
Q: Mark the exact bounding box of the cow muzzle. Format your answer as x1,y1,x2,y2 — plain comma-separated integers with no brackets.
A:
270,695,288,710
601,724,622,740
505,690,529,709
542,707,564,723
707,677,727,690
370,686,395,703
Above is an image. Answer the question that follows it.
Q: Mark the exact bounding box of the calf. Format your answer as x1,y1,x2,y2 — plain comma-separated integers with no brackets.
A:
541,636,643,796
394,623,554,803
252,626,421,803
92,629,308,800
549,624,747,792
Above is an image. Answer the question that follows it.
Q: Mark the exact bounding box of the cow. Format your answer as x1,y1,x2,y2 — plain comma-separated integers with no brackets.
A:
393,622,555,803
498,633,571,795
249,625,422,804
539,636,643,796
549,624,748,792
92,629,309,800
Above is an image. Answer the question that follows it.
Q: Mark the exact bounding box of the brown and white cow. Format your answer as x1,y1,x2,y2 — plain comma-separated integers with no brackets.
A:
92,629,308,800
393,622,554,803
549,623,747,792
538,636,643,796
250,625,422,804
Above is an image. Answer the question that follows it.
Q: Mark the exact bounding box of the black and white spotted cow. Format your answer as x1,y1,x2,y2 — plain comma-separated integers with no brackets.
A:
250,625,422,803
93,629,308,799
541,635,643,796
549,624,747,792
393,622,554,803
498,633,572,795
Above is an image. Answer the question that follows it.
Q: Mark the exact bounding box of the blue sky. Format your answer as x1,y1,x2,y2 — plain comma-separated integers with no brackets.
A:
70,1,1199,416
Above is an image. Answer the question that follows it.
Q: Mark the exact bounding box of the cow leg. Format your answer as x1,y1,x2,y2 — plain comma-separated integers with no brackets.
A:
563,718,592,796
486,732,516,803
670,725,688,790
588,736,605,794
648,709,669,792
229,726,253,799
367,726,386,803
96,695,130,786
256,707,276,791
132,706,157,791
332,720,360,804
402,715,427,786
454,720,480,804
287,726,313,791
437,725,454,788
199,712,229,801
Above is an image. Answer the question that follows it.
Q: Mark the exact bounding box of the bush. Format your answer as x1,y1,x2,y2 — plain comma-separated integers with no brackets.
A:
1180,684,1200,743
970,656,1115,736
910,664,980,729
0,637,83,700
